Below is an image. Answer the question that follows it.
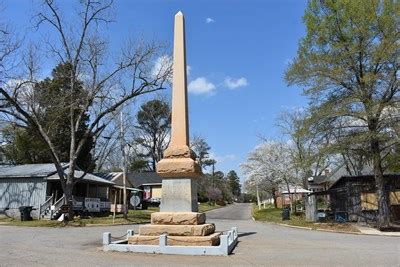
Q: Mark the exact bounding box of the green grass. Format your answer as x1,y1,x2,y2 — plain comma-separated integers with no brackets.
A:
0,216,67,227
80,207,158,226
0,203,224,227
0,208,157,227
252,205,360,233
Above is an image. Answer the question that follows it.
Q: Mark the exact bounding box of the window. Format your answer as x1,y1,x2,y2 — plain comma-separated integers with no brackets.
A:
390,191,400,205
360,193,378,210
361,191,400,210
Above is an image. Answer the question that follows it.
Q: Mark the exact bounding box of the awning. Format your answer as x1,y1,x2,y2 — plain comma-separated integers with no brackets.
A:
281,188,312,194
113,185,143,192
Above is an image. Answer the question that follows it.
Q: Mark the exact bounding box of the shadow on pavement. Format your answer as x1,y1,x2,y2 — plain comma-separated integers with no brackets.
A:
238,231,257,238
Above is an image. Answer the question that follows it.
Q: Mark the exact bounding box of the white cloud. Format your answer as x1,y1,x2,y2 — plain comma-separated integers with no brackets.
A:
206,17,215,24
187,65,192,76
188,77,216,95
151,55,172,82
209,152,237,164
223,76,248,89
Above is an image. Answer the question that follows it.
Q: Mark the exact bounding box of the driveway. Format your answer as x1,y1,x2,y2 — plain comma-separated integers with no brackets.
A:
0,203,399,266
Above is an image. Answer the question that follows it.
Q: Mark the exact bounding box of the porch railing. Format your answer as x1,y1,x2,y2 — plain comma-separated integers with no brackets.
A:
38,195,54,219
54,195,65,210
50,195,65,219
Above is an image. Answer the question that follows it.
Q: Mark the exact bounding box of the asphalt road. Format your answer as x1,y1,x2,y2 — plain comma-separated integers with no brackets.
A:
207,203,252,220
0,203,399,267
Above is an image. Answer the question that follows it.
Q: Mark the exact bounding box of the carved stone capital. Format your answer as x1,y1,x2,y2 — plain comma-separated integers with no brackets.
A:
163,145,196,159
156,157,202,178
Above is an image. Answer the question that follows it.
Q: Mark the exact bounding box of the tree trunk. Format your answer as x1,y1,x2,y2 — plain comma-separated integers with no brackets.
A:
256,183,261,210
371,138,391,230
272,188,278,208
64,181,74,221
286,182,293,212
152,135,157,171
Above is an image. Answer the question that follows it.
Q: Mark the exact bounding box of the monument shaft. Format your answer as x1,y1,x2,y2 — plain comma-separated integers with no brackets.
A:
171,11,189,147
157,11,200,212
156,11,201,180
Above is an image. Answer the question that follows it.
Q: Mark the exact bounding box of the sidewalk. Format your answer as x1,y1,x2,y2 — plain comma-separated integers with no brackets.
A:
355,226,400,237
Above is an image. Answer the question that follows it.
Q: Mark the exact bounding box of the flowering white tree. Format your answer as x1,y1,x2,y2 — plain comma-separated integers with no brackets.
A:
242,140,302,210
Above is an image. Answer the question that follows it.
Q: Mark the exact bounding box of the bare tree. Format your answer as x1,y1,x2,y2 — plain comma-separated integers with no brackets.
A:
276,109,333,188
0,0,171,219
92,114,121,171
0,3,21,118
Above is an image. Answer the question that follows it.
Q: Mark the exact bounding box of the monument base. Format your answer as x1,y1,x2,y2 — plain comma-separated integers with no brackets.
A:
128,212,219,247
151,212,205,225
128,232,221,246
103,227,238,256
160,178,198,212
139,223,215,236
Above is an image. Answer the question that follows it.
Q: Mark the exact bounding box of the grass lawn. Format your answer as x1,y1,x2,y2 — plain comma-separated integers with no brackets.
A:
252,205,360,233
0,203,223,227
0,207,158,227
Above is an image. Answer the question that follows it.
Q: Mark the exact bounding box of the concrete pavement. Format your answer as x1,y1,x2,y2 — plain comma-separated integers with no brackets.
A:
0,203,399,266
356,225,400,237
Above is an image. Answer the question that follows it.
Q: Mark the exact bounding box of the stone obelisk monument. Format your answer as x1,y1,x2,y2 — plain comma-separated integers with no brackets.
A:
156,11,201,212
128,11,219,246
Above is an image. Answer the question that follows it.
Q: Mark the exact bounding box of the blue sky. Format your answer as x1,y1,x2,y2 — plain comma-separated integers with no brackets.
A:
4,0,309,182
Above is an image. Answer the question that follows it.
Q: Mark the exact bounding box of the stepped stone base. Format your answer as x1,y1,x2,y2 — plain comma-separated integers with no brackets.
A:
139,223,215,236
128,232,221,246
151,212,206,225
132,211,220,247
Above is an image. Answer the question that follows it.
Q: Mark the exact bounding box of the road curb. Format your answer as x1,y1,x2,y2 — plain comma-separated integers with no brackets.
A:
85,222,149,227
269,221,362,235
276,223,312,230
258,220,400,237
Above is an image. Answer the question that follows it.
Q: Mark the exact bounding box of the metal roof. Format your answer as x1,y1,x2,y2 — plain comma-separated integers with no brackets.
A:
0,163,68,178
329,173,400,190
47,170,115,185
327,164,374,184
113,185,143,192
95,172,122,181
0,163,114,185
281,186,311,194
127,172,162,187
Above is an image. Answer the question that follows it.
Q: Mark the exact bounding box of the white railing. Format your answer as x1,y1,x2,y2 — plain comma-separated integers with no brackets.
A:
38,195,54,219
53,195,65,211
50,195,65,219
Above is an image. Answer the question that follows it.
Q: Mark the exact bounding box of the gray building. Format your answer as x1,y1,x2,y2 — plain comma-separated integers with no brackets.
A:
0,163,114,218
127,172,162,202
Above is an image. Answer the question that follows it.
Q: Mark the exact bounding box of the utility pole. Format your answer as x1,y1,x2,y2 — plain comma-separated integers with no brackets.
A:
212,161,215,189
256,181,261,210
120,111,128,219
212,160,216,205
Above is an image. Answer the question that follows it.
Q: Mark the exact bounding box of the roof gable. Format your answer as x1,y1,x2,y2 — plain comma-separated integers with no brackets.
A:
127,172,162,187
0,163,68,178
0,163,114,185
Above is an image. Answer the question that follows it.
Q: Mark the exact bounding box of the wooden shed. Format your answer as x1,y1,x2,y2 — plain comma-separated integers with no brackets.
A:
329,174,400,224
